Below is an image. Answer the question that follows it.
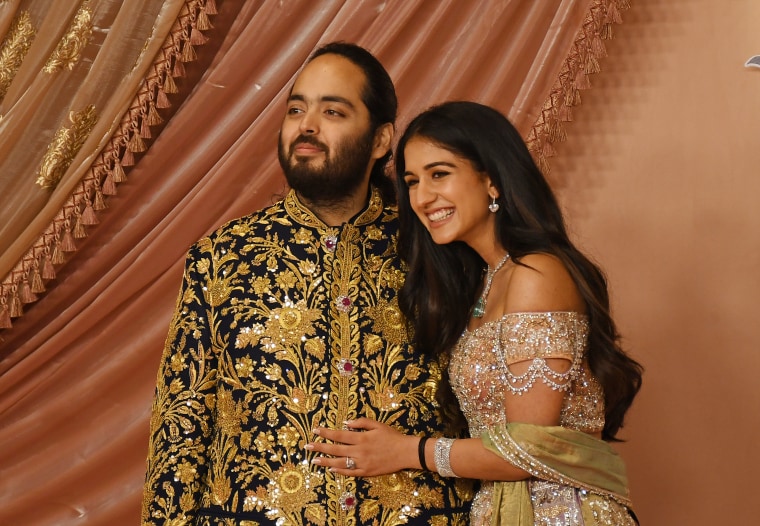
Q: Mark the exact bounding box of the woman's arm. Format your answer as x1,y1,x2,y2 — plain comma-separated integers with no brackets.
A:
307,254,587,480
307,418,533,479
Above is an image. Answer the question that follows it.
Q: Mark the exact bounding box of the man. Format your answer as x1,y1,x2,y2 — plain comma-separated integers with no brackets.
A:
142,42,474,525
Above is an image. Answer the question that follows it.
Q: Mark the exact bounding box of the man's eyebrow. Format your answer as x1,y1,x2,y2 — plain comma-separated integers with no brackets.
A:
287,94,356,109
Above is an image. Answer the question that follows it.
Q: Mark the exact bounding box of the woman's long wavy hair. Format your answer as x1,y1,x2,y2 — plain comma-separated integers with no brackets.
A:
395,101,642,441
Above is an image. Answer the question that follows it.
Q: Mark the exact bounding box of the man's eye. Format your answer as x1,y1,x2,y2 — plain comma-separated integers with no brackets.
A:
325,109,344,117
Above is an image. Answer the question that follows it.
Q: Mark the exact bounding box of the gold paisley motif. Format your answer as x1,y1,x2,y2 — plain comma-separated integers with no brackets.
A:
43,1,93,73
0,10,36,102
36,104,98,188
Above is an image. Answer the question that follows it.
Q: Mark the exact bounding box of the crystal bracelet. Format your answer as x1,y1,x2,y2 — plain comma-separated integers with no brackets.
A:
433,438,458,477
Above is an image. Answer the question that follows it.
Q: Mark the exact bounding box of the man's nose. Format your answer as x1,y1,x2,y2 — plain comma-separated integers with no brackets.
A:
299,110,319,135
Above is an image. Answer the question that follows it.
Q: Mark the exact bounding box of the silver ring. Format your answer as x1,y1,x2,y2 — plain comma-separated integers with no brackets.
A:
345,457,356,470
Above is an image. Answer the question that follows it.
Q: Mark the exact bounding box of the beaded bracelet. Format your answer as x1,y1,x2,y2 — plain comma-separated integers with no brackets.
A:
433,437,458,477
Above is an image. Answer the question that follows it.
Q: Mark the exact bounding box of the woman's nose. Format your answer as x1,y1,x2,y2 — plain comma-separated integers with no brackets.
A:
414,178,435,207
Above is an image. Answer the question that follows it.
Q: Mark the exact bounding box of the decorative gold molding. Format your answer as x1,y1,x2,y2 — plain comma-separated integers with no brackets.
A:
0,11,36,102
36,105,98,189
43,1,94,74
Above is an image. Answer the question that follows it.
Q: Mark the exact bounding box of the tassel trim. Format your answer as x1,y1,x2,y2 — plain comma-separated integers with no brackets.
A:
0,0,219,331
527,0,630,174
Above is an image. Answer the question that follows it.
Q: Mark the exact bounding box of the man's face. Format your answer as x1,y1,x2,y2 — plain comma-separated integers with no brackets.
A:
278,54,377,203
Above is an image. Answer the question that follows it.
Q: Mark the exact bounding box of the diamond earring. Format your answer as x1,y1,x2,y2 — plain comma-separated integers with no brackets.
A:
488,196,499,213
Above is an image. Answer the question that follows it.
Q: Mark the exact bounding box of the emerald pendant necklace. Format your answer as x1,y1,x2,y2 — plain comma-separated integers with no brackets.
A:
472,252,511,318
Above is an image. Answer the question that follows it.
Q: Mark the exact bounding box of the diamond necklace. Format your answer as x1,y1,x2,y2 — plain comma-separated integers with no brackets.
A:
472,252,510,318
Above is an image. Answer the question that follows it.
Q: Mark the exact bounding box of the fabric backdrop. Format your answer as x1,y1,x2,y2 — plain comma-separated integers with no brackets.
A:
0,1,628,524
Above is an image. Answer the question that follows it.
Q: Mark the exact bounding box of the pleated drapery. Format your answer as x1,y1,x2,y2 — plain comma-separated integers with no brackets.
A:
0,1,629,524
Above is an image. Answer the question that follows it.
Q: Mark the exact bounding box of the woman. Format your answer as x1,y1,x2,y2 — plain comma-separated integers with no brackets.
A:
306,101,642,525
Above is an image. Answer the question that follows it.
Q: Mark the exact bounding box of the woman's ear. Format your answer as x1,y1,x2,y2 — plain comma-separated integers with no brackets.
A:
487,179,500,200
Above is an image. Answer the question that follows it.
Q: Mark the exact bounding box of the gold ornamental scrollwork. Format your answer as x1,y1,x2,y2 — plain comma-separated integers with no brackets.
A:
0,11,37,102
43,1,94,74
36,104,98,189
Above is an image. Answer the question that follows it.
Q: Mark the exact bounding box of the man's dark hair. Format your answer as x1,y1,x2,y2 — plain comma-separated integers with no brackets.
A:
309,42,398,203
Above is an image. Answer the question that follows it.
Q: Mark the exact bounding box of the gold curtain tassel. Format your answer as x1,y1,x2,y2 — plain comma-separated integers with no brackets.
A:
146,103,164,125
162,71,178,94
573,68,591,90
31,268,46,294
121,148,135,167
20,281,37,304
190,28,208,46
605,2,622,25
197,10,213,31
181,41,196,63
585,54,600,74
140,116,152,139
0,303,12,329
156,88,172,108
592,34,607,57
102,172,117,195
600,23,613,40
73,215,87,239
42,255,56,280
81,202,99,225
61,229,77,252
543,141,556,158
51,245,66,265
112,159,127,182
93,187,106,210
173,57,186,77
128,131,146,153
204,0,218,15
9,290,23,317
558,104,572,122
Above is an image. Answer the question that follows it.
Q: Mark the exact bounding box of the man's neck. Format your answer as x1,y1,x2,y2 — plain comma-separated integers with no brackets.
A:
296,189,371,227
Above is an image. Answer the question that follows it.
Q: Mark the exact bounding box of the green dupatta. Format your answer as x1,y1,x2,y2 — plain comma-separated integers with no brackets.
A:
482,423,634,525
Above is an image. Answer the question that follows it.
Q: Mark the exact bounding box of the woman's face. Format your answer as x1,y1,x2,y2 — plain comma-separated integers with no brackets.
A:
401,136,498,250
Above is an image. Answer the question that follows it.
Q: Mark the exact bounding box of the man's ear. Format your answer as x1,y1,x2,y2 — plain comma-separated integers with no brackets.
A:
371,123,394,160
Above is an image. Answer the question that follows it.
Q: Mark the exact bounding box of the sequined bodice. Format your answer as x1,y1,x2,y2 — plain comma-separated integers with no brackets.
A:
450,311,604,437
449,312,607,525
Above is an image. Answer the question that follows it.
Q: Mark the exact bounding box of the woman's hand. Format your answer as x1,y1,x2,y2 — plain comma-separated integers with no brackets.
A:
305,417,419,477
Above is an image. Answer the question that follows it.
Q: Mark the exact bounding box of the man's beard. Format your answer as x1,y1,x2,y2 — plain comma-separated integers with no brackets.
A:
278,128,375,205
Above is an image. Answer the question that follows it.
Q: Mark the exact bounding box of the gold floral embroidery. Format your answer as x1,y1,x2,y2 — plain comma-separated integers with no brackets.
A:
144,190,475,525
366,300,407,345
0,11,36,102
43,1,94,73
36,104,98,188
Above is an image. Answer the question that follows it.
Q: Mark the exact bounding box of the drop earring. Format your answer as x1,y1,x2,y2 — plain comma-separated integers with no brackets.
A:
488,196,499,213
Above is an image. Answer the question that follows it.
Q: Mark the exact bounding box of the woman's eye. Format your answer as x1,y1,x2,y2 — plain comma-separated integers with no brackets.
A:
404,178,418,187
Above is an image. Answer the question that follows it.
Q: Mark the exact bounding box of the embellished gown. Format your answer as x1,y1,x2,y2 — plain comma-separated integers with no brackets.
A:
449,312,636,526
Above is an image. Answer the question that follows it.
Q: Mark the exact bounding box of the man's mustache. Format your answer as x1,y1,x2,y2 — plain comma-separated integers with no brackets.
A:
290,135,328,155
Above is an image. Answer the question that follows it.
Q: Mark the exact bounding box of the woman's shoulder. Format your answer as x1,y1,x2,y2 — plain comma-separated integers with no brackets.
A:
504,253,585,313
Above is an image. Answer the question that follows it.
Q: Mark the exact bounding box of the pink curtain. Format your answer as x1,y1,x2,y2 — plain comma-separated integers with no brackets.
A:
0,1,628,524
